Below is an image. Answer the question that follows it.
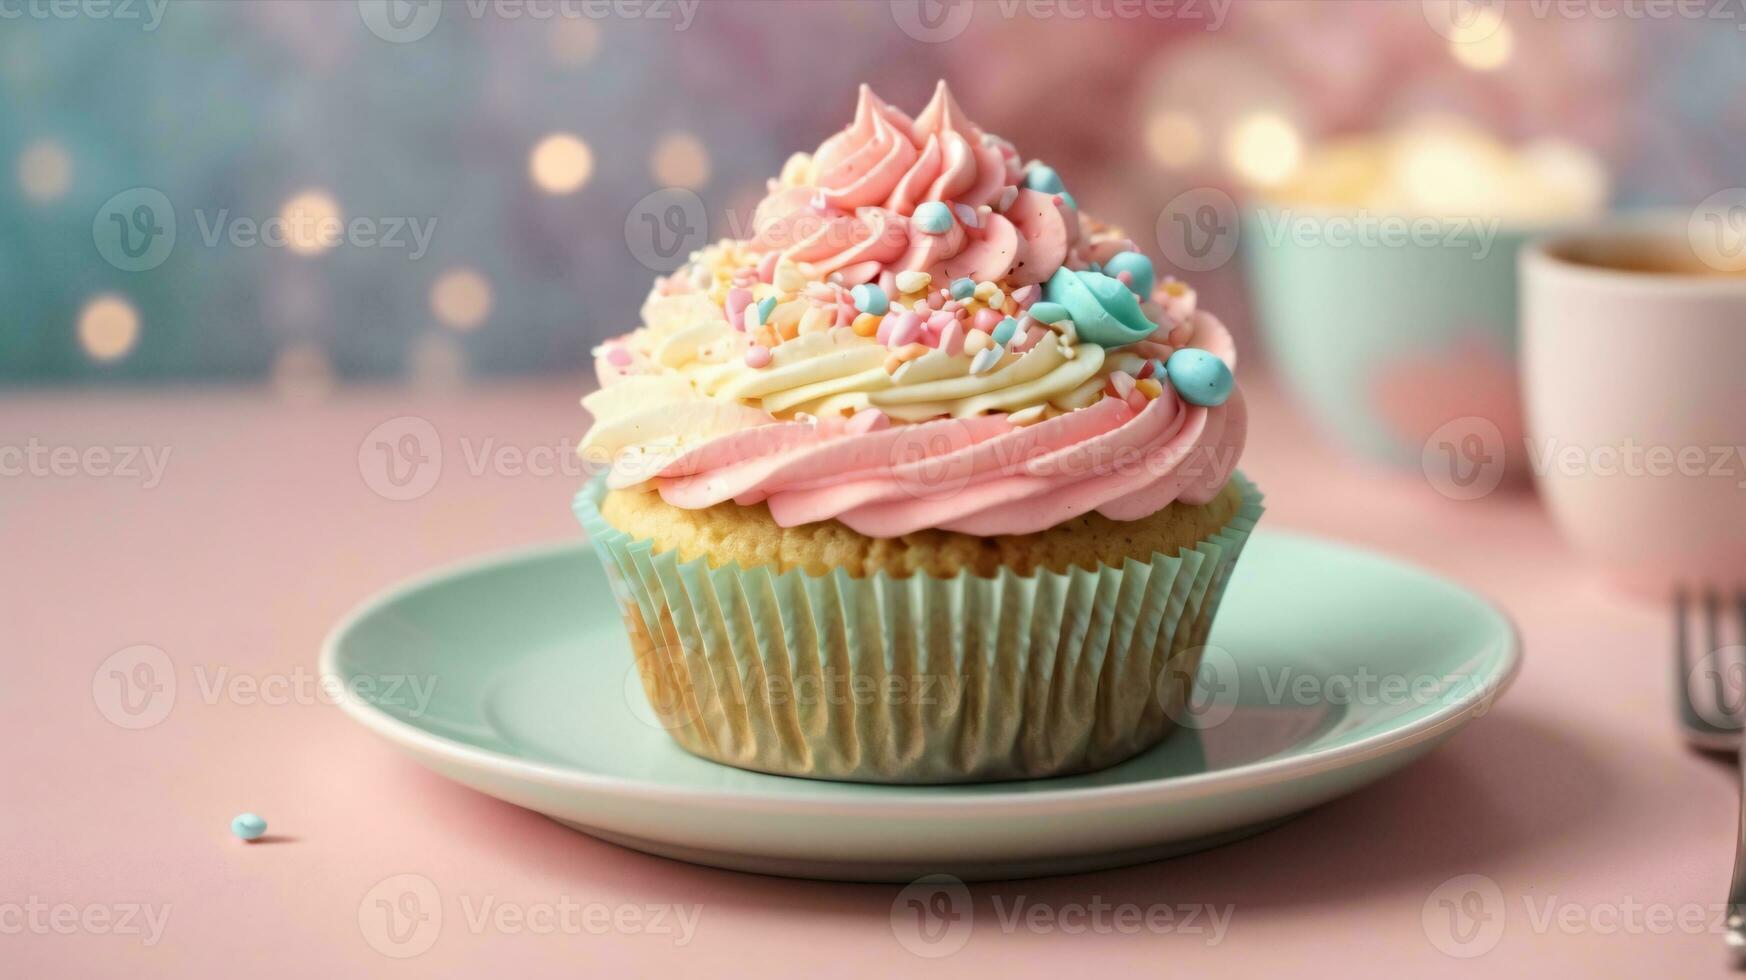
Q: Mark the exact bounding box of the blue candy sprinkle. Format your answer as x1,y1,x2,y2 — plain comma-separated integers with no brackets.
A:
1023,165,1064,194
755,296,777,326
949,278,976,301
912,201,954,235
991,316,1019,346
1059,190,1078,210
1103,251,1155,298
231,813,267,841
1165,348,1234,407
1027,301,1070,324
970,346,1003,375
850,284,888,316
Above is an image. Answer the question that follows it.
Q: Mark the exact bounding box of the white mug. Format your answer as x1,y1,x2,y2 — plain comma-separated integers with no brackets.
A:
1521,213,1746,597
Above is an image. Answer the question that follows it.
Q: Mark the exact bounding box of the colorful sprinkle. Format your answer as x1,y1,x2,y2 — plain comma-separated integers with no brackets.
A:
726,287,753,331
231,813,267,841
1011,284,1038,308
846,408,890,434
970,346,1003,375
851,313,883,337
1059,190,1078,210
895,270,932,294
745,345,773,368
1165,348,1234,407
912,201,954,235
756,251,778,283
991,316,1019,346
1028,301,1070,324
949,277,976,301
605,346,632,367
1103,251,1156,298
754,296,777,327
1135,378,1165,400
1024,165,1065,194
972,307,1003,334
965,329,993,355
889,311,924,347
996,186,1019,212
1105,370,1136,400
850,283,889,316
951,203,980,228
1008,404,1047,426
939,319,966,356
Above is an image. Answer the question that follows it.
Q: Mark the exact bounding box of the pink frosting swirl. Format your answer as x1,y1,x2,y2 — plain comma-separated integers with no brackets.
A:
626,390,1245,538
749,83,1079,287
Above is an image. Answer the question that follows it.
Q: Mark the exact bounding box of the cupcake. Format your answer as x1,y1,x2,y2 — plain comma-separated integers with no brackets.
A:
576,82,1260,784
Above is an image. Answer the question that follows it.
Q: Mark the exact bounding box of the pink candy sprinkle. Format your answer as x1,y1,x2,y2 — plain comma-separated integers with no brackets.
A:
756,252,778,284
846,409,890,435
605,347,632,367
1126,389,1149,413
972,307,1003,334
1011,285,1037,308
1106,371,1136,400
889,311,924,347
939,320,966,357
744,345,773,368
725,288,753,332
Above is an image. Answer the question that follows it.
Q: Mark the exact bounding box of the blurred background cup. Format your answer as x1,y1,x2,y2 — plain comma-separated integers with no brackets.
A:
1522,210,1746,596
1243,118,1609,477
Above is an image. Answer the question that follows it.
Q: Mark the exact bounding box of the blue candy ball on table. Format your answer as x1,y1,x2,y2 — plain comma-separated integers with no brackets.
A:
1165,348,1234,407
231,813,267,841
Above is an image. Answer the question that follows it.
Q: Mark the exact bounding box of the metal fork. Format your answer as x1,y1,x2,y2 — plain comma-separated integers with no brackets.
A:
1674,588,1746,968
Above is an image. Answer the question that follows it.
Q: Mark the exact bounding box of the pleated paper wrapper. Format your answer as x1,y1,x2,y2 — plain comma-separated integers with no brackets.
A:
574,474,1263,784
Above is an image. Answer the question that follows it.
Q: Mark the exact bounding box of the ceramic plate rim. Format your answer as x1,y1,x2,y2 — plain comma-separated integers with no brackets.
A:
319,531,1521,816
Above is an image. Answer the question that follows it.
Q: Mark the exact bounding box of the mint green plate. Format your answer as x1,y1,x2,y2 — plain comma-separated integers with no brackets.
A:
321,530,1519,882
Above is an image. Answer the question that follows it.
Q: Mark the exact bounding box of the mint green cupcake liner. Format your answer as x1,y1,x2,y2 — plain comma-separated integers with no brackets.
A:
573,474,1263,784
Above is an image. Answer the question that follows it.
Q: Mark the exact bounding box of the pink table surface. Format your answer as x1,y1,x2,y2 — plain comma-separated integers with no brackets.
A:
2,375,1731,978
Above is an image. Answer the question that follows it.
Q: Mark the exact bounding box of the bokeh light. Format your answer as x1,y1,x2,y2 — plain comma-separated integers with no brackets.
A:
548,19,601,67
530,133,594,194
77,295,140,363
1450,20,1515,72
651,131,710,189
430,267,493,331
1224,112,1303,187
17,139,72,203
1145,111,1204,170
279,189,343,256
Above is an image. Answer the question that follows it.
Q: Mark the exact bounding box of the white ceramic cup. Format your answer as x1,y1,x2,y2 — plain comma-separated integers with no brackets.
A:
1521,214,1746,597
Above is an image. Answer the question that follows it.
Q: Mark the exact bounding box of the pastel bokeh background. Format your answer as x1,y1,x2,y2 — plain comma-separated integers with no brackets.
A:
1,0,1738,386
